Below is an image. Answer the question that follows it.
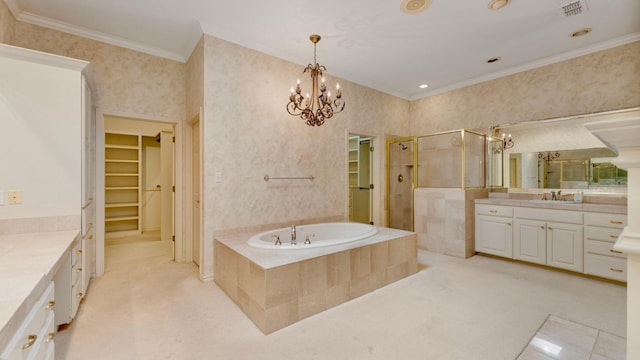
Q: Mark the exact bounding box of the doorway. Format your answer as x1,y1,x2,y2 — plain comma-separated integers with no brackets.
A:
348,134,374,224
96,114,176,275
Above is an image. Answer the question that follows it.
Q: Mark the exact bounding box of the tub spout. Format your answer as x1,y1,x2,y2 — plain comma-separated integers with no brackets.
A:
291,225,296,245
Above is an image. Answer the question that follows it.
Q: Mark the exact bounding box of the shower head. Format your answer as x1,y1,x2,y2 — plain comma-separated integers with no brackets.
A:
399,143,408,150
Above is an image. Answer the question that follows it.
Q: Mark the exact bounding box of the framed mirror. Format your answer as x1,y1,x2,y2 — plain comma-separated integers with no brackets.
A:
493,108,639,194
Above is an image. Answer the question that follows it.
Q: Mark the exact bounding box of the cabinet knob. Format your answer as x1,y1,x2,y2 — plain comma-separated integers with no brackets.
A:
77,249,83,254
45,332,55,343
489,210,497,214
76,267,83,272
610,235,618,239
77,292,84,299
540,226,545,229
22,334,37,349
45,300,55,310
548,226,553,230
508,223,511,226
610,268,623,273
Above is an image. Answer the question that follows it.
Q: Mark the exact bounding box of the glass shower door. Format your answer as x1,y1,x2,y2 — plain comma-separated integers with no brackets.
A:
387,139,415,231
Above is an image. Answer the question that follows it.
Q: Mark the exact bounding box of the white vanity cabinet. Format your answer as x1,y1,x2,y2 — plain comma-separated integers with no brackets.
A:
475,204,513,257
0,283,55,360
513,207,584,272
584,212,628,282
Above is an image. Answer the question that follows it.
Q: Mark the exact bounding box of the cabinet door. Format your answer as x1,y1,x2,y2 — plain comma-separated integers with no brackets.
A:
475,214,513,258
514,219,546,265
547,222,583,272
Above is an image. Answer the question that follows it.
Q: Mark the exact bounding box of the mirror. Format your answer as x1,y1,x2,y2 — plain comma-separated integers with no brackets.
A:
508,148,627,189
494,108,639,193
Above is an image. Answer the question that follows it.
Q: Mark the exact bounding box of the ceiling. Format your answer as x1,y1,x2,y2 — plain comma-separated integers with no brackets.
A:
5,0,640,99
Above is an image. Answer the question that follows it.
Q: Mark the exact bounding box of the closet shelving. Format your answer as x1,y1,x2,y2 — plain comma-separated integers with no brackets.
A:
104,133,141,234
348,136,359,187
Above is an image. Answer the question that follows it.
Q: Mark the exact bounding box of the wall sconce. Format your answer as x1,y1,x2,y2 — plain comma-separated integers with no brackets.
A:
502,133,514,150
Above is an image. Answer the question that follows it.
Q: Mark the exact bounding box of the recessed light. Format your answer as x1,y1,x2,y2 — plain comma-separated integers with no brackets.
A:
401,0,433,15
488,0,510,10
571,28,592,37
419,84,429,89
486,57,501,63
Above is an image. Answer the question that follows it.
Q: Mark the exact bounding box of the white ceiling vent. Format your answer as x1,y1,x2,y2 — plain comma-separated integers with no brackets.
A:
561,0,589,17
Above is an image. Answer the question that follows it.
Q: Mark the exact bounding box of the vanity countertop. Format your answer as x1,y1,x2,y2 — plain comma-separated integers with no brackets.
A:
0,229,80,351
475,198,627,215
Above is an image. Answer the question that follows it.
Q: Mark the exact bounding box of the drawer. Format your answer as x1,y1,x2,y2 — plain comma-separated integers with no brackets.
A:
514,207,583,224
585,239,626,259
1,283,55,360
27,312,55,360
476,204,513,217
71,240,82,267
584,253,627,282
584,227,622,243
584,212,627,229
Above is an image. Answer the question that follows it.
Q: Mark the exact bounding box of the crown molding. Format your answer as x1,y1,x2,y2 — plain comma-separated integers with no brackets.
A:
16,11,188,63
410,32,640,101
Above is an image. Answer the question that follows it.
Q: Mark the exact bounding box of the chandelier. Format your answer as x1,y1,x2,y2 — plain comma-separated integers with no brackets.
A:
287,34,345,126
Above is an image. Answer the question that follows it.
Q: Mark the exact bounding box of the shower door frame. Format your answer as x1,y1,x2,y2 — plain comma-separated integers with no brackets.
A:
385,137,418,231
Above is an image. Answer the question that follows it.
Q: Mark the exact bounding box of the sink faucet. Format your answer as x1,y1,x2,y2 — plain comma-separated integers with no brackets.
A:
291,225,296,245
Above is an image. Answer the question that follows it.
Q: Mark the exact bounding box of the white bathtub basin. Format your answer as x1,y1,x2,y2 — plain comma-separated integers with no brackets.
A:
247,222,378,249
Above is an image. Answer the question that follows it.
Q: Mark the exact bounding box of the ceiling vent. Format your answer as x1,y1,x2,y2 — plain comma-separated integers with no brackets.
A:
561,0,588,17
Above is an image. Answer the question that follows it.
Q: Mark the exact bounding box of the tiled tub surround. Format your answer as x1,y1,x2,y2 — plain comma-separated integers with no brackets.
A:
214,226,417,334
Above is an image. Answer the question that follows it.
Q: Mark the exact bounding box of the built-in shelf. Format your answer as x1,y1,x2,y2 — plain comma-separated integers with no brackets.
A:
105,133,141,234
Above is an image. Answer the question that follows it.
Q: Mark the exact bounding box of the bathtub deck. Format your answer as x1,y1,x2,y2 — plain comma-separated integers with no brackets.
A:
214,226,417,334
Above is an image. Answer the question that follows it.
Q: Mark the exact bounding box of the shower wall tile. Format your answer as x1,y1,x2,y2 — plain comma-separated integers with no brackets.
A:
414,188,488,258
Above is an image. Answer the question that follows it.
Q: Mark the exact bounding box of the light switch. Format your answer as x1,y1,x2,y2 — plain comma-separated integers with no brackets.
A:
8,190,21,205
214,172,222,183
0,190,4,206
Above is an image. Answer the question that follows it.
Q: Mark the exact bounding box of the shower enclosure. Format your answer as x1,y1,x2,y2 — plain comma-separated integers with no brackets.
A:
387,138,415,231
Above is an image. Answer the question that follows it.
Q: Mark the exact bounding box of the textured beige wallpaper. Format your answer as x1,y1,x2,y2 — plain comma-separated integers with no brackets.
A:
410,41,640,135
200,35,410,278
0,0,15,44
11,22,186,121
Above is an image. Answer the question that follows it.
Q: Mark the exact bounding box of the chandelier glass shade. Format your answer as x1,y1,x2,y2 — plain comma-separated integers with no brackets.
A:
287,35,345,126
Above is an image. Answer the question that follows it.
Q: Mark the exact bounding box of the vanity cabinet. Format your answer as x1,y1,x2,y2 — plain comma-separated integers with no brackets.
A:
0,283,55,360
584,212,627,282
513,208,584,272
475,204,513,257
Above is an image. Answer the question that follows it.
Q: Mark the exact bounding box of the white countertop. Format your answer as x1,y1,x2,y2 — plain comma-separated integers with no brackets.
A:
216,226,415,269
475,198,627,214
0,230,79,350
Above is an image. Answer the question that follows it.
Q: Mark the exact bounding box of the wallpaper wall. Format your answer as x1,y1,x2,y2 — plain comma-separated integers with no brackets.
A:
410,41,640,135
10,22,186,121
0,0,14,44
200,35,410,279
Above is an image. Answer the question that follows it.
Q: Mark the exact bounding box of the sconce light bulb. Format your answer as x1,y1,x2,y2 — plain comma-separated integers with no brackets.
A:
336,83,340,90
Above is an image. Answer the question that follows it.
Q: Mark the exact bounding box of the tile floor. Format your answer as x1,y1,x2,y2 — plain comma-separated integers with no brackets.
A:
517,315,626,359
55,235,627,360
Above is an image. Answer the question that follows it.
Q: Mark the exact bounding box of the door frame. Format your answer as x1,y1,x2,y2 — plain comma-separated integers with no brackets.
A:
187,110,203,269
95,109,183,276
346,130,382,226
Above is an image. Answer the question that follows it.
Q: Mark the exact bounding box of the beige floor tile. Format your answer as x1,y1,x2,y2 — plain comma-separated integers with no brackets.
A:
592,331,627,360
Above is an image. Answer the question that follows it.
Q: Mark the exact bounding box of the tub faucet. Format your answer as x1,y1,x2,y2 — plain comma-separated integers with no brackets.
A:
291,225,296,245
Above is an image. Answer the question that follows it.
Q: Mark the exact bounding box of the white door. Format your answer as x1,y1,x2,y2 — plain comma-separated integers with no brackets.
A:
514,219,547,265
192,121,201,266
160,131,174,258
547,222,583,272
